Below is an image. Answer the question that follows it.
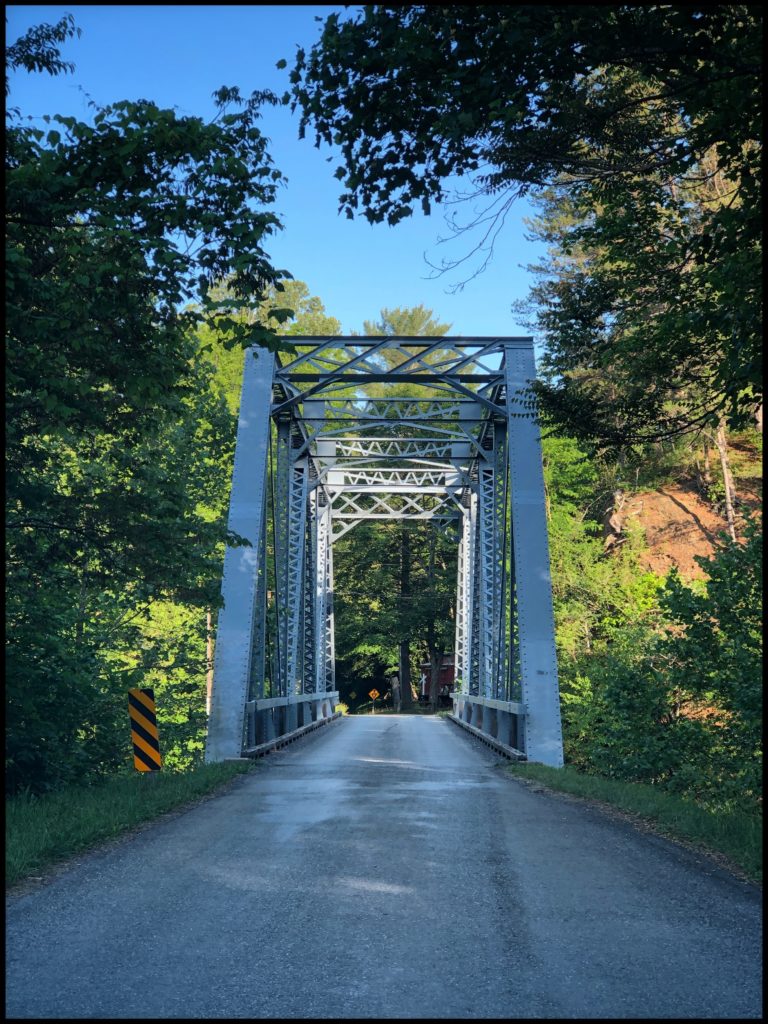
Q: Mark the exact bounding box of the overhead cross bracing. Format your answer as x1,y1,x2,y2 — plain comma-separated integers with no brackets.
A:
205,336,564,767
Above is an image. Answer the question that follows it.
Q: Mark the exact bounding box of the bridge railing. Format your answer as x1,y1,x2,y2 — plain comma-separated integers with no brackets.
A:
451,694,527,759
243,691,339,753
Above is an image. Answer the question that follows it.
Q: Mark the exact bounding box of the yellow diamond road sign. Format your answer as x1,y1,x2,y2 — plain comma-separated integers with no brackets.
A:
369,689,380,700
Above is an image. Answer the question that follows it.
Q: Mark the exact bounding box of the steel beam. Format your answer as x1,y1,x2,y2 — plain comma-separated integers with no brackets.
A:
206,347,275,762
490,421,508,701
273,415,291,698
325,530,336,693
467,490,481,697
315,500,332,693
302,489,318,692
504,346,564,766
249,495,268,702
285,454,309,698
454,505,472,695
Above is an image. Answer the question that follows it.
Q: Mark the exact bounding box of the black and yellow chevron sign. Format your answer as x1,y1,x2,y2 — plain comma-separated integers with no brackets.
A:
128,688,162,772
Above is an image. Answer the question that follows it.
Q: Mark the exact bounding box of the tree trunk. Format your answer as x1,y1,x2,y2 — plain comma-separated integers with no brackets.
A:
714,419,737,541
755,403,763,433
399,525,413,707
206,608,214,715
399,645,413,706
602,489,625,552
696,439,713,498
429,646,442,712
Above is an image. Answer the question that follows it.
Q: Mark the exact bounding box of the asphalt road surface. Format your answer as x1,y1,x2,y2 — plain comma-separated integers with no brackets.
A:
6,715,762,1019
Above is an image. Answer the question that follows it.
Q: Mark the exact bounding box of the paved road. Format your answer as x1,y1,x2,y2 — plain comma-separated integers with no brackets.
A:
6,715,762,1019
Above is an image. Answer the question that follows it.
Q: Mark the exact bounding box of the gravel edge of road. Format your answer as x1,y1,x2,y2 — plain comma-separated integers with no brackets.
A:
5,766,262,900
7,714,348,900
501,765,762,891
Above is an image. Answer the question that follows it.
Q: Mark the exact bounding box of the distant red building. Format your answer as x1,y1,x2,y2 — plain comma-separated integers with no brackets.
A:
418,654,455,699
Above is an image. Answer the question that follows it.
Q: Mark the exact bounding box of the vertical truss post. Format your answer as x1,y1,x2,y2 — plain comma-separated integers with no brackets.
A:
302,488,318,693
276,434,308,731
249,492,268,702
467,489,481,698
275,417,310,732
315,499,332,693
286,452,309,706
506,498,520,704
206,347,275,762
504,346,564,766
325,527,336,694
454,503,472,695
274,414,291,701
491,421,507,700
478,430,506,702
478,459,495,699
315,400,336,697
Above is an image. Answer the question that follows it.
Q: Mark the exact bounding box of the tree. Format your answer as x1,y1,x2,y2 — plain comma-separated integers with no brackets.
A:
201,279,343,412
288,6,761,437
130,281,342,769
333,519,456,712
5,12,79,90
513,143,757,457
362,304,450,339
661,518,762,807
540,426,762,811
334,305,455,710
333,521,403,701
6,18,292,791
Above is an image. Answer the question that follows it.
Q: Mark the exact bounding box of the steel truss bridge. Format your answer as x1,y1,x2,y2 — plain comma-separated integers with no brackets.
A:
205,337,564,766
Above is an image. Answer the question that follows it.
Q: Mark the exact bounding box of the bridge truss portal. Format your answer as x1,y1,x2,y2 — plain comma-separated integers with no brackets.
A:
205,337,564,766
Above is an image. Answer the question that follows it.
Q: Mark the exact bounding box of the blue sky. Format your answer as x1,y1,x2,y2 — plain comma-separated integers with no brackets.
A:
7,5,546,337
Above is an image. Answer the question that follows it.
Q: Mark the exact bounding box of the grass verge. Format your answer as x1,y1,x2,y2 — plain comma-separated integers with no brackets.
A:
6,761,255,889
506,763,762,884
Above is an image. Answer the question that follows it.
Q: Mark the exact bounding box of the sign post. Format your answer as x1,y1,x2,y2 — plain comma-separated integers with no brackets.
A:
368,688,380,714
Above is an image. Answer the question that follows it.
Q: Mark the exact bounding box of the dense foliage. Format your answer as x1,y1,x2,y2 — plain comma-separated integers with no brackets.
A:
6,17,291,792
334,520,456,706
290,5,762,442
544,433,762,813
557,525,762,812
5,15,761,821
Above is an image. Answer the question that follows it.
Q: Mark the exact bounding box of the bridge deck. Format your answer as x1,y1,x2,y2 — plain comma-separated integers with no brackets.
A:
7,716,761,1019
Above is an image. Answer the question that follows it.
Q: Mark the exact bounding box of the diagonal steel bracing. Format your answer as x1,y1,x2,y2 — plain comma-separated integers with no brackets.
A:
206,337,563,766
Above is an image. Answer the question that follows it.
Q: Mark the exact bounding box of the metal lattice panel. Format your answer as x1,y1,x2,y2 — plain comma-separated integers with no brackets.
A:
315,500,333,694
454,500,473,695
285,457,309,695
490,423,508,701
248,498,268,702
302,489,318,693
468,490,482,697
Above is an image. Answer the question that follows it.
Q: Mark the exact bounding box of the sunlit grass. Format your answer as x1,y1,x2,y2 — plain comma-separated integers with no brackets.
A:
6,761,255,888
507,763,762,883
